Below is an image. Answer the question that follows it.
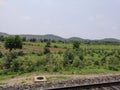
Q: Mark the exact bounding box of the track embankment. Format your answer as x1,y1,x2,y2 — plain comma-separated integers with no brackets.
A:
0,74,120,90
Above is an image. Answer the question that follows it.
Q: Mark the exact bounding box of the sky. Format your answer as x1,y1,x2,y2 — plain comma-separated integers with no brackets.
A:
0,0,120,39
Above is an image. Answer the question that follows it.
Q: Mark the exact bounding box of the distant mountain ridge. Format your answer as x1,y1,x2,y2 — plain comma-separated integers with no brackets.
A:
20,34,65,41
0,32,120,42
68,37,84,41
101,38,120,42
0,32,8,36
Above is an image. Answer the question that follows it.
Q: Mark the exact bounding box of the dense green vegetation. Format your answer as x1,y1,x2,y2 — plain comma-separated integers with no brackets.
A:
0,35,120,80
0,44,120,74
0,48,120,75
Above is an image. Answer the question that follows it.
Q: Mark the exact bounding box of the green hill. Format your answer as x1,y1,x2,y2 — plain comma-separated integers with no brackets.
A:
68,37,84,41
0,32,120,43
20,34,65,41
0,32,8,36
101,38,120,42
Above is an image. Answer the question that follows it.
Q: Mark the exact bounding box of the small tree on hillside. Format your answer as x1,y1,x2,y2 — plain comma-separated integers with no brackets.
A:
22,37,26,42
0,36,5,41
44,47,51,54
4,35,23,51
45,41,51,47
73,41,80,49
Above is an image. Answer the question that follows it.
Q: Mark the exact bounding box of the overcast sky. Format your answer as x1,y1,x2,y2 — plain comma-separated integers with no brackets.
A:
0,0,120,39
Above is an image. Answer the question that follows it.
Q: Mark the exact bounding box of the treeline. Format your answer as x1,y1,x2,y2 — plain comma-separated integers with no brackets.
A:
0,35,120,45
22,37,120,45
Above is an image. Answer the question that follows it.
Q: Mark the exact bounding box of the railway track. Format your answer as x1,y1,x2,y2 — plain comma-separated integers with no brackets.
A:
48,81,120,90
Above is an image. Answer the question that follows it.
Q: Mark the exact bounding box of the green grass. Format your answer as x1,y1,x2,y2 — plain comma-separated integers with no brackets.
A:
0,74,19,80
24,42,120,49
81,44,120,49
47,76,71,82
0,69,119,81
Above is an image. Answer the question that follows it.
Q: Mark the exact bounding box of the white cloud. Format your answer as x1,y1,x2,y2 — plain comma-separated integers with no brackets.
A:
22,16,32,20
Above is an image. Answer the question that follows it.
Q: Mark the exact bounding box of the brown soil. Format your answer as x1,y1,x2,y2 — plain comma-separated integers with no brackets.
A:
0,44,66,54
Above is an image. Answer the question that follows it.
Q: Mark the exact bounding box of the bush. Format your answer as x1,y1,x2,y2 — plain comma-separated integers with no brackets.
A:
73,41,80,49
4,52,18,69
44,47,51,54
11,57,36,73
0,52,3,58
58,51,63,54
36,51,43,56
11,59,20,72
17,51,24,56
0,69,10,75
72,57,81,68
63,49,74,66
107,56,120,71
54,45,58,48
108,66,119,71
45,41,51,47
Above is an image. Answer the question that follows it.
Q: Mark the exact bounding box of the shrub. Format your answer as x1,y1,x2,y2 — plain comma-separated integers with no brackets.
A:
45,41,51,47
17,51,24,56
11,57,36,73
58,51,63,54
4,52,18,69
72,57,82,68
63,49,74,66
11,59,20,72
73,41,80,49
0,52,3,58
54,45,58,48
107,56,120,71
36,51,43,56
44,47,51,54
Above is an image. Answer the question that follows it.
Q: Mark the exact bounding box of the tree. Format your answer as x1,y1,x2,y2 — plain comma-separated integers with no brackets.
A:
22,37,27,42
29,38,36,42
0,36,5,42
45,41,51,47
73,41,80,49
4,35,23,51
63,49,74,66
